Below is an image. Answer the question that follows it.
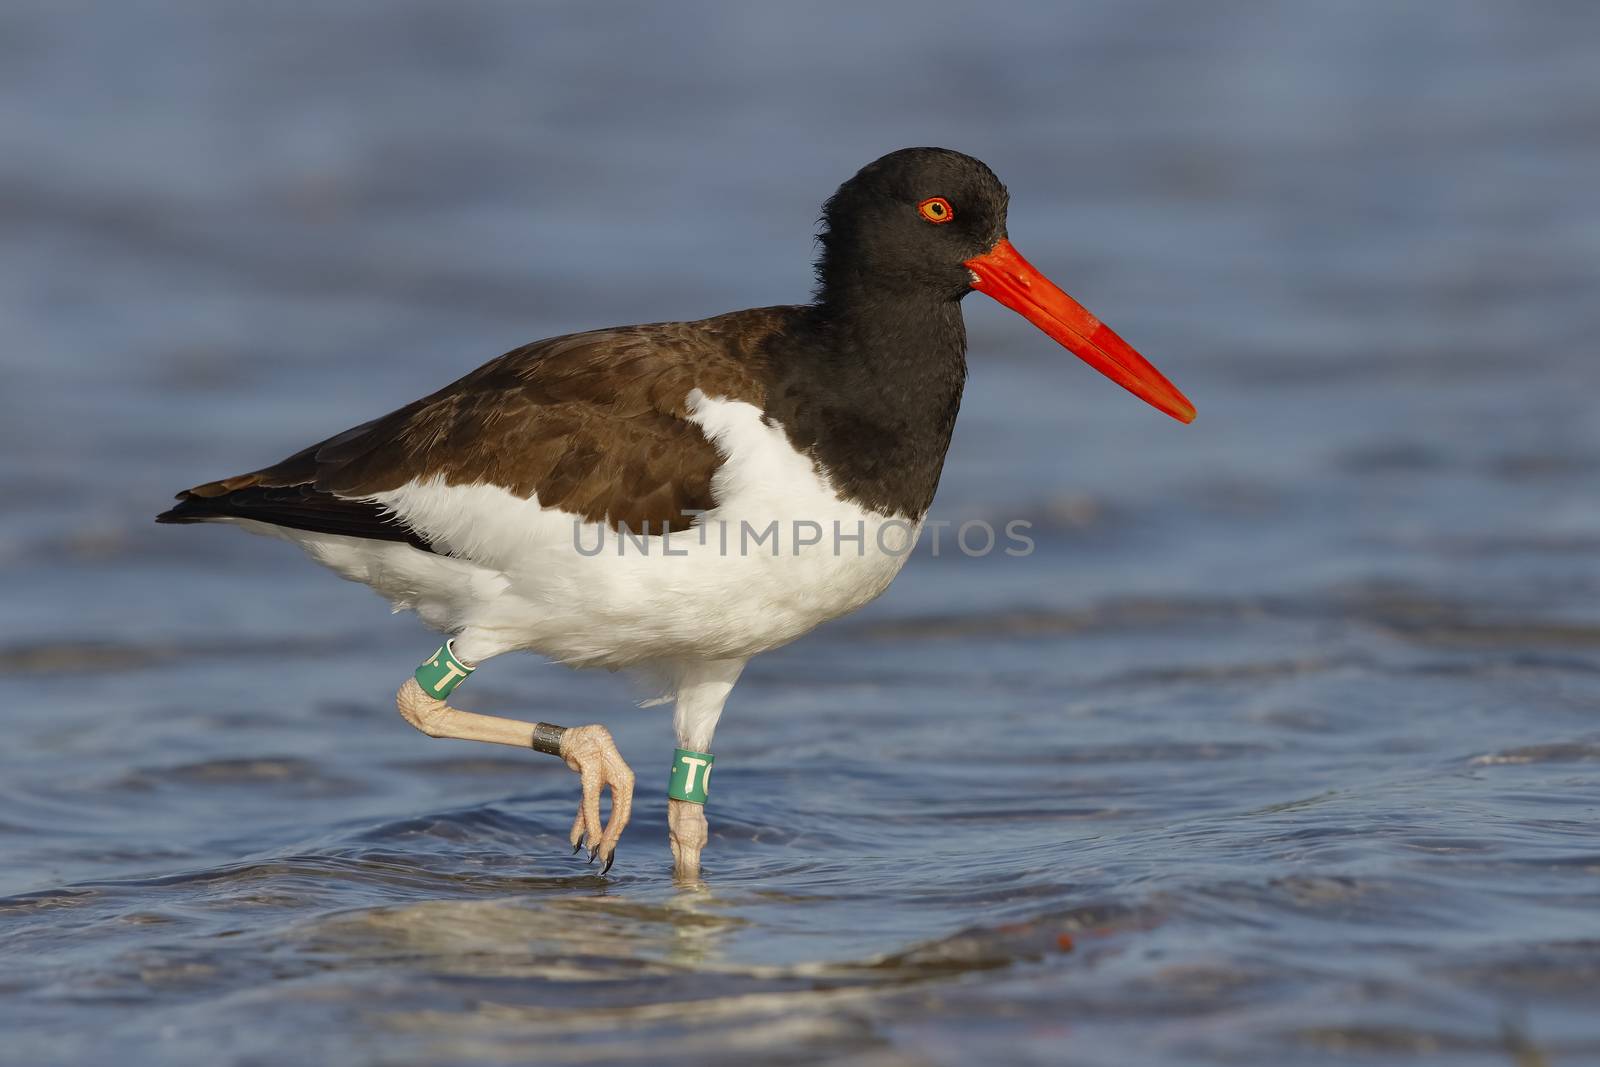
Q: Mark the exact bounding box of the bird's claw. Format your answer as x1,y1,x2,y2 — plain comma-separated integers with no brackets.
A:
558,724,634,875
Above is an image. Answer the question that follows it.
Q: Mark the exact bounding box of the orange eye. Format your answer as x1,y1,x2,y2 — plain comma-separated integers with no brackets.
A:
917,196,954,224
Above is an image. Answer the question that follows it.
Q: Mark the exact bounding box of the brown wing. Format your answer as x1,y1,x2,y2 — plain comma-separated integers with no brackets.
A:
157,307,794,545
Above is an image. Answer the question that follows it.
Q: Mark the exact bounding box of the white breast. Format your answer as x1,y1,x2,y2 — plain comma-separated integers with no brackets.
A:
254,392,919,670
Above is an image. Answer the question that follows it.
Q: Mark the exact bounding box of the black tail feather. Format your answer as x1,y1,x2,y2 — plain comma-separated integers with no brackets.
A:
157,486,437,553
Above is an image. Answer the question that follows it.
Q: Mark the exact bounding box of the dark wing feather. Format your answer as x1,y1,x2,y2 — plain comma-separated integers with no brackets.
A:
157,483,436,550
157,308,793,547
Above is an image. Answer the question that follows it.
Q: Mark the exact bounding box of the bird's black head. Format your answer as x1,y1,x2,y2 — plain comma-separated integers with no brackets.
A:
815,147,1009,303
810,146,1197,424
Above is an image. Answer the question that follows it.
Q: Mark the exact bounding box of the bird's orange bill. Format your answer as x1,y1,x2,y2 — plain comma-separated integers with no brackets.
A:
964,239,1196,423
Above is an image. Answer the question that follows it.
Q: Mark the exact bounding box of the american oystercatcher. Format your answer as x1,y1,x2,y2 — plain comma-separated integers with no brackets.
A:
158,148,1194,877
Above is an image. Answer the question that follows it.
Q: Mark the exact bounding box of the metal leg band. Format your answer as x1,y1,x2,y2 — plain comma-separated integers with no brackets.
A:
531,722,567,757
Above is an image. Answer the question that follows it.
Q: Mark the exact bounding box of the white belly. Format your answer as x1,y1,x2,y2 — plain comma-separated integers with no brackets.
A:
248,392,918,669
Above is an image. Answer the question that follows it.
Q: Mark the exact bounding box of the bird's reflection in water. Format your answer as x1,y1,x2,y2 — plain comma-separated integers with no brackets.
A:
293,884,745,984
287,883,907,1062
662,875,728,969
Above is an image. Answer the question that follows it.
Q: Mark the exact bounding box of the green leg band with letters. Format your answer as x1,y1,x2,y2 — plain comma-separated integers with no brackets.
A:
415,640,475,698
668,748,714,804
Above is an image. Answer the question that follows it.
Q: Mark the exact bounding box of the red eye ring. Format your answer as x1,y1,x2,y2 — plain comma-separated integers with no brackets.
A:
917,196,954,224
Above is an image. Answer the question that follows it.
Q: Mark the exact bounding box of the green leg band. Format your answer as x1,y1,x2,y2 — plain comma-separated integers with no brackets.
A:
668,748,714,804
415,640,475,698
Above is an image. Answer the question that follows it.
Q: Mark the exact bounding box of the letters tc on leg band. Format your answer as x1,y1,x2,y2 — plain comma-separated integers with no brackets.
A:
415,641,475,698
668,748,714,804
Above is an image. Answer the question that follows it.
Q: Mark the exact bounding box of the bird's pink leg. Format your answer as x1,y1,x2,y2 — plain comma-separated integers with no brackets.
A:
667,798,708,875
668,659,746,879
395,678,635,871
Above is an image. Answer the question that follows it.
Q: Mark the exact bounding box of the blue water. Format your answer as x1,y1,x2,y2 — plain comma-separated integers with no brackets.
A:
3,2,1599,1064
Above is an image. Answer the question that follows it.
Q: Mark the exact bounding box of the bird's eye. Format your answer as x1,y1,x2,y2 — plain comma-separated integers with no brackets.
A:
917,196,954,224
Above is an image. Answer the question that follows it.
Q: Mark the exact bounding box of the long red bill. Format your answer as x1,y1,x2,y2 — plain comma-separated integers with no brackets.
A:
964,239,1195,423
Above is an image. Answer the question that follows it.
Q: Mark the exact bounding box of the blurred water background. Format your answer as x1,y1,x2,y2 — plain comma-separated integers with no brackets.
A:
3,2,1599,1064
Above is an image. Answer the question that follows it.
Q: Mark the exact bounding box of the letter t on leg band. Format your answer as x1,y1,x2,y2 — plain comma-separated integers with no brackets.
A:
668,748,714,804
415,640,475,698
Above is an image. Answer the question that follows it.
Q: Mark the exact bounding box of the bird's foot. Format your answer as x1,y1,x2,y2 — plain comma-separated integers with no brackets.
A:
668,798,708,879
560,725,635,874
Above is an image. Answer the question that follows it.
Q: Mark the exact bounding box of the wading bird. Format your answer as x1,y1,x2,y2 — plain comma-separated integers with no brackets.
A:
159,148,1194,878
